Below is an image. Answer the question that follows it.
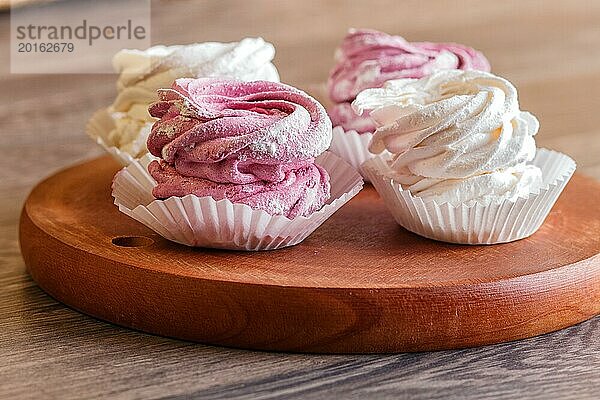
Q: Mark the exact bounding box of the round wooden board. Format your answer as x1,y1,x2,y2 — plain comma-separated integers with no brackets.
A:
20,156,600,353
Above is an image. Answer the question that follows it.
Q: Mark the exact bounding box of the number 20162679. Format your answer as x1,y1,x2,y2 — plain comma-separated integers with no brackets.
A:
17,42,75,52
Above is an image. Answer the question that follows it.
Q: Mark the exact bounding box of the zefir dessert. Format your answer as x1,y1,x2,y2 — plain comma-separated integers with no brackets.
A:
359,70,576,244
112,78,363,250
87,38,281,165
327,29,490,174
147,78,332,219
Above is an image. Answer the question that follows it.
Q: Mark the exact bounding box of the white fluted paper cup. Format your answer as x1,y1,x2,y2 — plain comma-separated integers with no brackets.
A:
306,82,381,181
86,108,142,167
362,148,576,245
112,151,364,250
329,126,384,182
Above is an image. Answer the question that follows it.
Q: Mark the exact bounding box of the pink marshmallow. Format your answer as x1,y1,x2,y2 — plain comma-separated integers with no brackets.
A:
147,78,332,218
327,29,491,132
328,102,377,133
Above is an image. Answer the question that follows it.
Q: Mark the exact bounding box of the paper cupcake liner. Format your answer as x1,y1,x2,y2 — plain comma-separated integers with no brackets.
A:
112,151,364,250
328,126,381,182
362,148,576,244
86,108,140,167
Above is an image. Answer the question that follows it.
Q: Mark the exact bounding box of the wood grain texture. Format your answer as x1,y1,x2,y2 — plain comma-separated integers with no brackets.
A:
19,156,600,353
2,0,600,398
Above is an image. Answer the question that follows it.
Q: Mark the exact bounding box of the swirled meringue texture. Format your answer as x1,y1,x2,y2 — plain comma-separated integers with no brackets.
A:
328,29,490,133
352,70,542,205
147,78,332,218
107,38,280,157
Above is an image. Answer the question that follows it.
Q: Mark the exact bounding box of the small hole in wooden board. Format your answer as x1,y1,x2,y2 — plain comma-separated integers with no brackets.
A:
112,236,154,248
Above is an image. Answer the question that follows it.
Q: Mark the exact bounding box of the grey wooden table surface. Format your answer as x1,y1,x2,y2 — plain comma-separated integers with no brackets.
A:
1,1,600,398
